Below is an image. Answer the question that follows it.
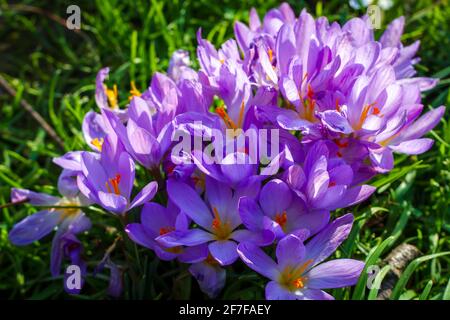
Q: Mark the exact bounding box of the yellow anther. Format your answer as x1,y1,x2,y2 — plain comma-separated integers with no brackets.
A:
105,84,118,109
91,137,104,152
129,81,141,100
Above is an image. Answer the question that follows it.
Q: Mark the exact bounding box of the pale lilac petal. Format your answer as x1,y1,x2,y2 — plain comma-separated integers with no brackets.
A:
276,234,306,269
156,229,213,247
304,213,354,267
129,181,158,210
167,179,213,229
259,179,292,217
189,261,226,298
265,281,297,300
306,259,365,289
208,240,238,266
390,138,434,155
301,289,334,300
11,188,60,206
97,191,128,215
178,244,209,263
237,242,279,280
125,223,156,250
9,210,61,245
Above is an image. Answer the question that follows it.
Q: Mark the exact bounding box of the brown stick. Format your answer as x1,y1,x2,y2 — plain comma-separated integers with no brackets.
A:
0,74,65,149
377,243,421,300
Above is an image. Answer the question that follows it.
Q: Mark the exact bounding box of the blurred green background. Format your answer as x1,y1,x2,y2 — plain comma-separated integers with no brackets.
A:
0,0,449,299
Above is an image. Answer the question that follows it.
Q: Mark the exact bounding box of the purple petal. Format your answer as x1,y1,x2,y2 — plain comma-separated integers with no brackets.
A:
394,106,445,142
265,281,297,300
156,229,213,247
167,179,213,229
237,242,279,280
125,223,156,250
320,110,353,134
301,289,334,300
53,151,83,171
276,234,306,269
208,240,238,266
129,181,158,210
97,191,128,215
231,229,275,246
390,138,434,155
304,213,354,267
9,210,61,245
306,259,365,289
259,179,292,217
178,244,209,263
189,261,226,298
11,188,60,206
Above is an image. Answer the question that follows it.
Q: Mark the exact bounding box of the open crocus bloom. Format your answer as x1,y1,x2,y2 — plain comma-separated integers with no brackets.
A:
76,135,158,215
157,177,273,266
237,214,364,300
8,187,91,276
239,179,330,240
125,201,208,263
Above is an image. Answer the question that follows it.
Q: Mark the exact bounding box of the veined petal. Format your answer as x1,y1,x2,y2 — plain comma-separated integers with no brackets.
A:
9,210,61,246
237,242,279,281
306,259,364,289
304,213,354,267
167,179,213,229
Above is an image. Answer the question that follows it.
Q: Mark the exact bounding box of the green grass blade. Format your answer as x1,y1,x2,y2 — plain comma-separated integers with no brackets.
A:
390,252,450,300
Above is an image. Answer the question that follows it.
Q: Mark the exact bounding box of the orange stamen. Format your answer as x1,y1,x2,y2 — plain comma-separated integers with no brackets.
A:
268,48,274,63
293,277,305,289
356,102,380,130
216,106,238,129
212,207,222,230
275,211,288,229
335,98,341,112
106,174,121,195
159,226,175,236
334,139,349,148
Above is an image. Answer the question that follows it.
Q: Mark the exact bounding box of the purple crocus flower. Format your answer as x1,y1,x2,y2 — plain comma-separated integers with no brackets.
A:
9,188,91,246
239,179,330,241
237,213,364,300
125,201,207,262
157,177,273,266
76,135,158,215
283,141,376,211
102,96,173,169
8,187,91,276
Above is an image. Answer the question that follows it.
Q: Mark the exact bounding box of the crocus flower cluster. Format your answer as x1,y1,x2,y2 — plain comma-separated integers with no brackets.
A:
8,3,444,300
